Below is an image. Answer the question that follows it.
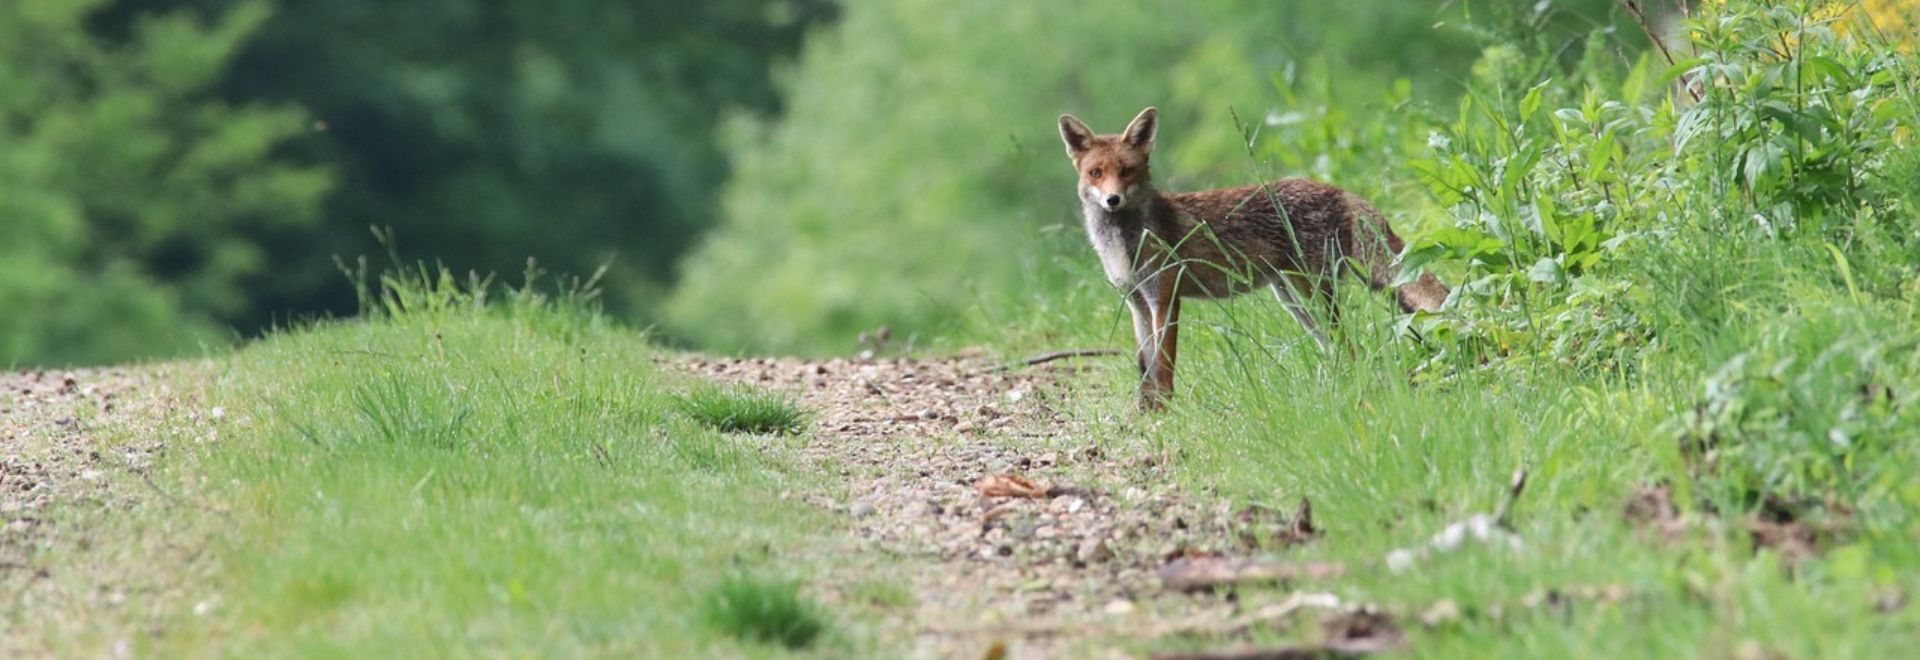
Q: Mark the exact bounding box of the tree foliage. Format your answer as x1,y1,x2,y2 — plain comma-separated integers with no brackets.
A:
0,0,329,366
118,0,837,327
662,0,1633,353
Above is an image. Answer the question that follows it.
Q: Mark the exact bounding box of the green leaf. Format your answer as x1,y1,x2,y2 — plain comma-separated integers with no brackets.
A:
1742,143,1782,192
1536,196,1560,244
1824,242,1861,305
1519,79,1548,124
1660,57,1709,85
1585,129,1616,182
1408,158,1466,205
1391,243,1444,287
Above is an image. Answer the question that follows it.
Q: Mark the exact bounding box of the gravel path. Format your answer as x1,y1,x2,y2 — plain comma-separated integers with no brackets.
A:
681,355,1330,659
4,358,1329,658
1,365,212,658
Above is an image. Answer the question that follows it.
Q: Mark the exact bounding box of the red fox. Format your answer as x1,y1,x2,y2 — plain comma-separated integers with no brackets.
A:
1057,107,1449,408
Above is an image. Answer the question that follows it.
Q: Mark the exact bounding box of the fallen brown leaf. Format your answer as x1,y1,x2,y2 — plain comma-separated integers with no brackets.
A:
1237,497,1320,549
1747,518,1821,564
975,474,1050,499
1321,608,1405,654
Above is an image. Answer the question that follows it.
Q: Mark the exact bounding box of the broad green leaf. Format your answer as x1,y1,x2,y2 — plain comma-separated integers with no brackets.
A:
1519,80,1548,123
1527,256,1566,286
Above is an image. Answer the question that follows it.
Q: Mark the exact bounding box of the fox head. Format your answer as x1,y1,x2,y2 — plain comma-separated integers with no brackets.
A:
1058,107,1157,212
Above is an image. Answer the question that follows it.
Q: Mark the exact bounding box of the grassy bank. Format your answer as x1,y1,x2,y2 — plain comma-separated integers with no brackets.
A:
1067,291,1920,657
123,276,851,657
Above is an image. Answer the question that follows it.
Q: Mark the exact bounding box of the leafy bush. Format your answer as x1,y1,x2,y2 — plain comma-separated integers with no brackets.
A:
1398,0,1919,379
1669,302,1920,527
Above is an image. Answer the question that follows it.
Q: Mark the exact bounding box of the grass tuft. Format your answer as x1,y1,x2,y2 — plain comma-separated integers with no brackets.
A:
700,574,828,649
677,385,807,435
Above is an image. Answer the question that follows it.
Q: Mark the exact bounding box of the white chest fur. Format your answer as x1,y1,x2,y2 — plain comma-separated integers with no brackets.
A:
1082,206,1139,290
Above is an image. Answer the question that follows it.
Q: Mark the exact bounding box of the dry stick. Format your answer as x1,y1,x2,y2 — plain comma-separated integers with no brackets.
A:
95,435,236,522
136,467,236,522
1494,467,1530,530
1617,0,1704,103
980,348,1124,373
1154,648,1343,660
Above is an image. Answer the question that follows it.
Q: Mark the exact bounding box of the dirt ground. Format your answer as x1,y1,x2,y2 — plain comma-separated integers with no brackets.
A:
0,365,217,658
680,355,1354,659
5,358,1354,658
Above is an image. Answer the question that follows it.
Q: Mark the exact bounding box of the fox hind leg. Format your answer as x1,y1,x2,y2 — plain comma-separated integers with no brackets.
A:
1271,277,1333,352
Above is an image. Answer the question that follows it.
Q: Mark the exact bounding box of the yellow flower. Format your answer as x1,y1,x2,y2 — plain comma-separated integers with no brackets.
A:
1695,0,1917,49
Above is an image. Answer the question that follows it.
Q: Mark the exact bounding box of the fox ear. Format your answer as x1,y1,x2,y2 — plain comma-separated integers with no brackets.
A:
1122,106,1158,153
1058,114,1094,159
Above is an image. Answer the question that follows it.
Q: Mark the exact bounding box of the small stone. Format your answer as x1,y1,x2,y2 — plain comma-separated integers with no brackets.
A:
1076,536,1113,564
850,501,876,518
1386,549,1417,573
1875,589,1907,613
1102,599,1136,615
1421,599,1461,626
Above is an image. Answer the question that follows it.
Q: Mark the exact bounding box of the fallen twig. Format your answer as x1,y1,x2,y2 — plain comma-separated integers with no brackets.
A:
1153,605,1403,659
1493,468,1529,529
980,348,1124,373
1153,649,1327,660
1385,468,1528,573
1150,591,1343,638
1160,555,1345,592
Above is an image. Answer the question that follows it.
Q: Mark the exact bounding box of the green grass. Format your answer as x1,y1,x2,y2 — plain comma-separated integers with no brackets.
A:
1035,274,1920,657
677,385,808,435
938,4,1920,654
124,283,855,657
37,4,1918,657
701,574,829,649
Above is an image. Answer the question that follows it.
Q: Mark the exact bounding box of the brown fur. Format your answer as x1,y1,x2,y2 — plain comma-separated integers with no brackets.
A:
1059,107,1448,408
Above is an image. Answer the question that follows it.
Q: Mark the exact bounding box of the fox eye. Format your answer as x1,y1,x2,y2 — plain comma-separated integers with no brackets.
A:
1120,166,1135,177
1088,168,1103,179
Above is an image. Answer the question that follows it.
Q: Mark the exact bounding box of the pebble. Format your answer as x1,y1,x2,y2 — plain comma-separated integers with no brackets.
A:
673,354,1261,657
1076,536,1113,564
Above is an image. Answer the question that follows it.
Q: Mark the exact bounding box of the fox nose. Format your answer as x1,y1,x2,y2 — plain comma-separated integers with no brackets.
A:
1103,194,1124,209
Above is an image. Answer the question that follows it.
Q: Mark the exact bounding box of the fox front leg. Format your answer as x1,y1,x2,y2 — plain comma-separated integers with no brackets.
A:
1133,282,1179,410
1126,291,1167,410
1126,291,1154,376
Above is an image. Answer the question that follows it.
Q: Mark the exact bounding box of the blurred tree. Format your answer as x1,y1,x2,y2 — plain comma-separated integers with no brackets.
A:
662,1,1508,354
0,0,330,366
666,0,1641,355
102,0,837,329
